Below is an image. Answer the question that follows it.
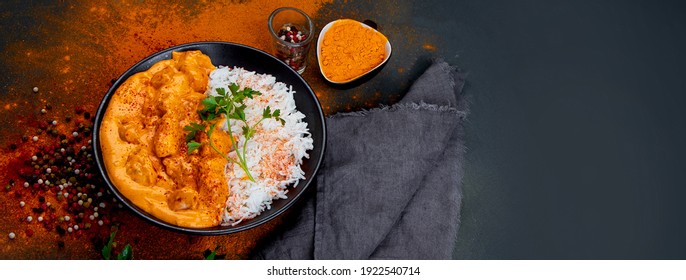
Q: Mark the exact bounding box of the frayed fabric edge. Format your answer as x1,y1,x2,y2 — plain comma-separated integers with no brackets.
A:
328,101,468,119
432,58,457,92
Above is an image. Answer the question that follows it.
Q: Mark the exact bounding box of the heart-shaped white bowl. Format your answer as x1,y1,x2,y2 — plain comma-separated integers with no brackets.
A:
316,19,392,84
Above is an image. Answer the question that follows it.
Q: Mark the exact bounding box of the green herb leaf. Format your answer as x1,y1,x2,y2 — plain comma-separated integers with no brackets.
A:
183,123,205,132
272,109,280,118
233,94,246,104
227,112,238,120
102,230,116,260
201,98,218,112
217,96,229,108
200,111,217,121
202,97,218,106
242,87,261,99
208,123,216,137
183,123,205,142
195,83,268,182
236,103,246,112
205,245,220,260
241,126,250,137
184,132,195,143
187,141,202,154
117,244,133,260
229,83,239,95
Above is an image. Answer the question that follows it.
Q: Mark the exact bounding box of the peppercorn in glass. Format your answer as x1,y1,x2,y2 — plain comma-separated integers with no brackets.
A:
268,7,315,74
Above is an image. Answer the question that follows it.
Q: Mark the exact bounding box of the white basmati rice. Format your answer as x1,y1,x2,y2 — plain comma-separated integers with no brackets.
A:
207,66,313,226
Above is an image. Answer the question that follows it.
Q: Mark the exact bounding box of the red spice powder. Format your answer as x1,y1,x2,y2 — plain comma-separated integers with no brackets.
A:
0,0,437,259
423,43,437,52
0,0,332,260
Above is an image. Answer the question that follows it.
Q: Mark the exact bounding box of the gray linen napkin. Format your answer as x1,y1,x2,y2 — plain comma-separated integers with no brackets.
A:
252,59,467,259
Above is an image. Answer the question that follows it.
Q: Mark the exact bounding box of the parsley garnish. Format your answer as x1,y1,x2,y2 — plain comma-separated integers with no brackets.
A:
184,83,285,182
205,245,220,260
101,228,133,260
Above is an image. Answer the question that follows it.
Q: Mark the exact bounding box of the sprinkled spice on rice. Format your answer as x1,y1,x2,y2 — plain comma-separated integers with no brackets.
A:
206,67,313,225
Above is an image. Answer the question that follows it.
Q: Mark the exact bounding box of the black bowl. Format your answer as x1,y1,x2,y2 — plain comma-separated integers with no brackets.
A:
93,42,326,235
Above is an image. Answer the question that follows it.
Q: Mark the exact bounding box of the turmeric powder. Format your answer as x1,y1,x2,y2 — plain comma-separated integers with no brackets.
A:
319,19,389,82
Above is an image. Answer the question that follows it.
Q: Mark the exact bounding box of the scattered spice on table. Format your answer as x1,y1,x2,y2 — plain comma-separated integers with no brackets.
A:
0,0,332,259
422,43,437,52
3,103,120,241
0,0,439,259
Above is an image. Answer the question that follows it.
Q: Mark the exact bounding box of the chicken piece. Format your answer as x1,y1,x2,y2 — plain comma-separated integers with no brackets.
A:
162,155,197,190
198,123,234,157
197,157,229,214
154,115,182,158
167,187,199,211
125,149,157,186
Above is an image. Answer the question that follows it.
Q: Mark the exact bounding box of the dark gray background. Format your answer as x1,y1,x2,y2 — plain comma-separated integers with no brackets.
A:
426,0,686,259
301,0,686,259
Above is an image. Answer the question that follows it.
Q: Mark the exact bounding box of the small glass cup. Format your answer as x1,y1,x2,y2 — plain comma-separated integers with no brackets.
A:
268,7,315,74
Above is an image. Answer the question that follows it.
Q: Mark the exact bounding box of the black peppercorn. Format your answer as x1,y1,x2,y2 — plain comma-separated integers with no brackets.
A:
56,226,66,236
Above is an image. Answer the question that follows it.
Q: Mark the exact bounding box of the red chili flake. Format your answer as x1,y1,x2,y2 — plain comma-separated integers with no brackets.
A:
25,229,34,237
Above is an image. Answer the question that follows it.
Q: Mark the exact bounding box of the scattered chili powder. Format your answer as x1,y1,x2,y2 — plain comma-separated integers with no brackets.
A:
319,19,388,82
0,0,332,260
422,43,437,52
0,0,439,259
